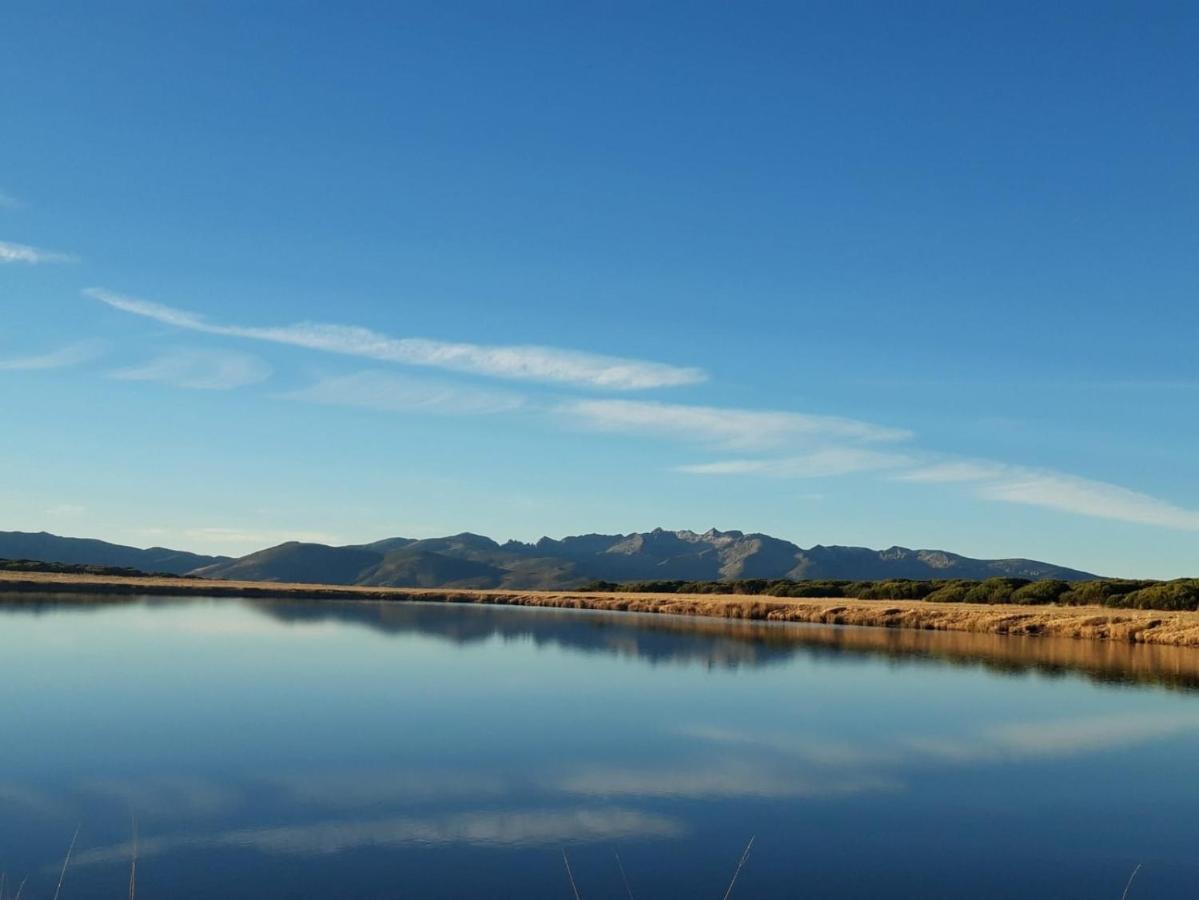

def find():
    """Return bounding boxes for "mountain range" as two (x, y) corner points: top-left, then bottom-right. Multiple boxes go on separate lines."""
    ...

(0, 528), (1097, 587)
(0, 530), (226, 575)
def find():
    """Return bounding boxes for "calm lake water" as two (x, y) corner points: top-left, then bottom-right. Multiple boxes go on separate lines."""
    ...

(3, 596), (1199, 898)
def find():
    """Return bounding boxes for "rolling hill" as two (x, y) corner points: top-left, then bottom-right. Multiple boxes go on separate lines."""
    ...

(0, 530), (227, 575)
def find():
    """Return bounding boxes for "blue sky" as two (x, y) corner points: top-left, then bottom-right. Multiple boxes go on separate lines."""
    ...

(1, 2), (1196, 577)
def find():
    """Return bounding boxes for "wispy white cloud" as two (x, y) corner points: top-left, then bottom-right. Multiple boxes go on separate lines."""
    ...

(72, 806), (682, 865)
(980, 472), (1199, 531)
(982, 711), (1199, 757)
(85, 288), (706, 390)
(0, 340), (105, 371)
(901, 711), (1199, 764)
(678, 447), (914, 478)
(88, 291), (206, 329)
(290, 371), (525, 416)
(684, 711), (1199, 777)
(898, 459), (1199, 531)
(111, 348), (272, 390)
(559, 399), (911, 450)
(0, 239), (76, 264)
(0, 190), (21, 209)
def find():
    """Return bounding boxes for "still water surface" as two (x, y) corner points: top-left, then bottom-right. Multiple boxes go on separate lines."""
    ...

(2, 596), (1199, 898)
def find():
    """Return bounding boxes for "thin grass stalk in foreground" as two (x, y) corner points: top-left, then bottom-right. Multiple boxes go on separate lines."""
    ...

(129, 813), (138, 900)
(720, 835), (756, 900)
(1121, 862), (1142, 900)
(614, 851), (634, 900)
(562, 849), (582, 900)
(13, 874), (28, 900)
(52, 825), (80, 900)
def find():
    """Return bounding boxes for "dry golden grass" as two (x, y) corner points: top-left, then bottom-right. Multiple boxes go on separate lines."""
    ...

(7, 569), (1199, 649)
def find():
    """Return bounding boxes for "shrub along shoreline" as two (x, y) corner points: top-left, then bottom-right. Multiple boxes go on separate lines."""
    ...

(579, 577), (1199, 611)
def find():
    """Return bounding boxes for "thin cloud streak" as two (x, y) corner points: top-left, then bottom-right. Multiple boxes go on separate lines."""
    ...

(685, 710), (1199, 773)
(982, 711), (1199, 757)
(111, 348), (272, 390)
(678, 447), (915, 478)
(85, 288), (706, 390)
(899, 460), (1199, 531)
(290, 371), (525, 415)
(0, 239), (77, 263)
(559, 398), (912, 450)
(71, 807), (683, 866)
(0, 190), (21, 209)
(0, 340), (105, 370)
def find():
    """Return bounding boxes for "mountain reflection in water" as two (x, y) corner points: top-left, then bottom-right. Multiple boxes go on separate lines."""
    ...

(252, 597), (1199, 692)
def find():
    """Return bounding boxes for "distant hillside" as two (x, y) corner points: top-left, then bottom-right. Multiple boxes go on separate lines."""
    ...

(191, 527), (1096, 588)
(190, 541), (382, 585)
(0, 531), (227, 576)
(0, 558), (170, 578)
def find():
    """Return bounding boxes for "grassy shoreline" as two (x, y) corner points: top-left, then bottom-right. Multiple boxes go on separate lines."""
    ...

(6, 570), (1199, 648)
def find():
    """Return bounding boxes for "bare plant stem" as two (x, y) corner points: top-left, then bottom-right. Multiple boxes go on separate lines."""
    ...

(1121, 863), (1143, 900)
(720, 835), (756, 900)
(614, 851), (634, 900)
(129, 813), (138, 900)
(52, 825), (80, 900)
(562, 849), (582, 900)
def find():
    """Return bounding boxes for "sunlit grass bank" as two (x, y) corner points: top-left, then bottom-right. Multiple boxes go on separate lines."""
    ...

(6, 570), (1199, 647)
